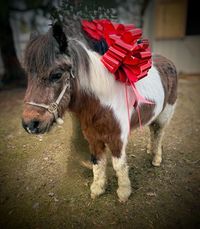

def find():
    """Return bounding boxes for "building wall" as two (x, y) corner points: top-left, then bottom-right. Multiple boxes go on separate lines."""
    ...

(143, 0), (200, 74)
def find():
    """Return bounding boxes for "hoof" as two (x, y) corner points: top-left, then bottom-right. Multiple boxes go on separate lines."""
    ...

(90, 182), (105, 199)
(152, 157), (162, 167)
(117, 186), (131, 203)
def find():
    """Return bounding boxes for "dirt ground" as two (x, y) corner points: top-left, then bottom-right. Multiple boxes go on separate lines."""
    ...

(0, 76), (199, 229)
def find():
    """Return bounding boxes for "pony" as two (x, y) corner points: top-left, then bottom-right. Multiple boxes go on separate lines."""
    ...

(22, 21), (177, 202)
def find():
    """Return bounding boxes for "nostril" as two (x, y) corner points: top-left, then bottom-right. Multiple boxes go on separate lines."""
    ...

(32, 120), (40, 130)
(22, 120), (40, 134)
(28, 120), (40, 133)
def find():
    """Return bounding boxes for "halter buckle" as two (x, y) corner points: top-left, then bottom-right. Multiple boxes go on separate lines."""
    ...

(70, 69), (75, 79)
(48, 102), (58, 113)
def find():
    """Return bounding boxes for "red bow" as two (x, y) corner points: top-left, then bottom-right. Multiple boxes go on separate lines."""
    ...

(82, 19), (153, 130)
(82, 19), (152, 85)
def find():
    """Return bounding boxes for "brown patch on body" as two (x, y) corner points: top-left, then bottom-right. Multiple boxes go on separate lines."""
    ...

(69, 89), (123, 159)
(130, 103), (156, 129)
(153, 55), (178, 106)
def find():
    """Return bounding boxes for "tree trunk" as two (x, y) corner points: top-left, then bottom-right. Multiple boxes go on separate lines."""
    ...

(0, 10), (26, 87)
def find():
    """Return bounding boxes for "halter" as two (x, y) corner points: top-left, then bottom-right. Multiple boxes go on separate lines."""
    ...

(26, 69), (75, 124)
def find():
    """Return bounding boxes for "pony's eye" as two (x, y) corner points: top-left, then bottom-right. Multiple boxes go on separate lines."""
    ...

(49, 72), (63, 82)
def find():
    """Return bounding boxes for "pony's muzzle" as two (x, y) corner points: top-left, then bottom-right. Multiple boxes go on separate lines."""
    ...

(22, 104), (54, 134)
(22, 119), (42, 134)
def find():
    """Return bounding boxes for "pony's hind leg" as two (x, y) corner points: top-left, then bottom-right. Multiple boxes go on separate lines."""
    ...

(88, 140), (107, 199)
(149, 122), (164, 166)
(150, 103), (176, 166)
(109, 140), (131, 202)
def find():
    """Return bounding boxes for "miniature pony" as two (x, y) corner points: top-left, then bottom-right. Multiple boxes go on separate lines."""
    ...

(22, 22), (177, 202)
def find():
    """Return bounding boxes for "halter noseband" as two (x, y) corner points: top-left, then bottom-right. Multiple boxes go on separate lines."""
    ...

(26, 69), (75, 124)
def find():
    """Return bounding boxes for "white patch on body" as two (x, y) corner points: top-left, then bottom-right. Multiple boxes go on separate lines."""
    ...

(135, 66), (165, 125)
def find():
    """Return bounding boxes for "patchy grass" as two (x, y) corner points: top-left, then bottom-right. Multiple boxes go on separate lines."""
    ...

(0, 77), (200, 229)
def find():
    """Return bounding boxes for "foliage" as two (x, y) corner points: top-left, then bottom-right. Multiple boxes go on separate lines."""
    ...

(51, 0), (118, 23)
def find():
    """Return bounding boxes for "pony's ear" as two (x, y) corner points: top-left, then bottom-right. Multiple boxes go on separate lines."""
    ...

(52, 21), (68, 54)
(30, 31), (40, 41)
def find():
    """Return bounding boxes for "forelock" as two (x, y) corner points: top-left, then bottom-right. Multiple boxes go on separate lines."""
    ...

(24, 29), (59, 74)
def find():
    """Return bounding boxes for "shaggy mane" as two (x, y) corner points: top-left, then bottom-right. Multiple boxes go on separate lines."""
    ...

(24, 30), (59, 74)
(24, 27), (90, 82)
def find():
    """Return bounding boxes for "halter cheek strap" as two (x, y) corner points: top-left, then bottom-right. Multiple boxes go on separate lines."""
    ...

(26, 69), (75, 124)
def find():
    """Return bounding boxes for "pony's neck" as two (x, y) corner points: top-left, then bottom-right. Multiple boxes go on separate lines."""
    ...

(67, 39), (118, 113)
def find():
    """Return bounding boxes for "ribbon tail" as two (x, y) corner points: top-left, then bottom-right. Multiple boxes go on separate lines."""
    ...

(129, 81), (154, 106)
(129, 80), (154, 129)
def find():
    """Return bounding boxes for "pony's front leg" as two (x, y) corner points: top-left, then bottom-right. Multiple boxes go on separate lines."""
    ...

(88, 141), (107, 199)
(109, 141), (131, 202)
